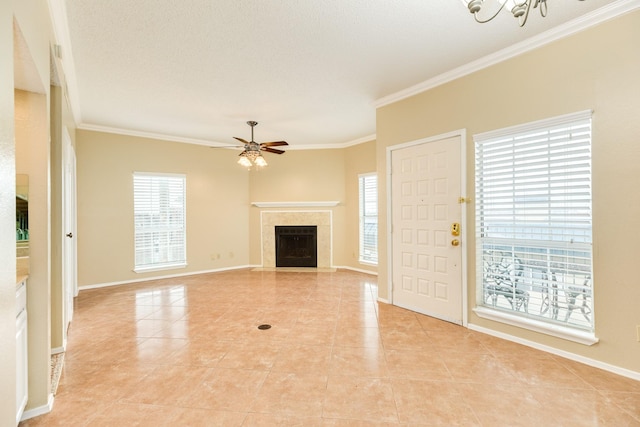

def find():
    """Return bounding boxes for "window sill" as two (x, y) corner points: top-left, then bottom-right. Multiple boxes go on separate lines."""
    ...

(473, 306), (599, 346)
(359, 260), (378, 266)
(134, 263), (187, 274)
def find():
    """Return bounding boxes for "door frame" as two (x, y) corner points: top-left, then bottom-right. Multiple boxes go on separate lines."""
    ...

(385, 129), (469, 326)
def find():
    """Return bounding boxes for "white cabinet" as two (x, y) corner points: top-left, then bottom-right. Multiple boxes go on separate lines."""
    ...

(16, 279), (28, 426)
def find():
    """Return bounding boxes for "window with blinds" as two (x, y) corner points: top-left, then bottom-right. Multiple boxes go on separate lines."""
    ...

(359, 173), (378, 265)
(475, 111), (593, 331)
(133, 172), (186, 272)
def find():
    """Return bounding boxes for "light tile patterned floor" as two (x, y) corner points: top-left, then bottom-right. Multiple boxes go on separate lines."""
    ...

(21, 270), (640, 426)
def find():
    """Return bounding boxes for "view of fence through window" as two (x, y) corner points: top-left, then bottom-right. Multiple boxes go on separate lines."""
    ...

(475, 112), (593, 331)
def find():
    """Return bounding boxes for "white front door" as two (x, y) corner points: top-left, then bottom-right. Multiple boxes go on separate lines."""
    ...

(390, 134), (464, 324)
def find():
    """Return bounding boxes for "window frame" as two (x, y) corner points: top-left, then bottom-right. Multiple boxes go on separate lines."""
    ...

(358, 173), (378, 265)
(133, 172), (187, 273)
(472, 111), (598, 345)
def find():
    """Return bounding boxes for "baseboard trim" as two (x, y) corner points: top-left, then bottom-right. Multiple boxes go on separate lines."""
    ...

(334, 265), (378, 276)
(468, 323), (640, 382)
(21, 393), (54, 422)
(79, 265), (253, 291)
(51, 346), (65, 355)
(80, 265), (380, 291)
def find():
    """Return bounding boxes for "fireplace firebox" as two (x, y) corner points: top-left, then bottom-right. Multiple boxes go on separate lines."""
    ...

(275, 226), (317, 267)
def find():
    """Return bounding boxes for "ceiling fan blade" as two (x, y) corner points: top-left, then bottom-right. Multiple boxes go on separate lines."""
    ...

(233, 137), (250, 144)
(261, 141), (288, 147)
(262, 147), (285, 155)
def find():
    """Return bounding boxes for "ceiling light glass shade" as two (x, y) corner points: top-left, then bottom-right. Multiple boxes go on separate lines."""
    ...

(238, 154), (252, 168)
(462, 0), (483, 14)
(237, 151), (268, 168)
(502, 0), (528, 17)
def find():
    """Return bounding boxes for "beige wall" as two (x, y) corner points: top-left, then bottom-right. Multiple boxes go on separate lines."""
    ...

(78, 134), (379, 284)
(248, 149), (347, 266)
(0, 2), (15, 422)
(77, 134), (380, 285)
(376, 11), (640, 373)
(76, 130), (251, 287)
(15, 88), (51, 417)
(247, 146), (377, 271)
(4, 3), (61, 420)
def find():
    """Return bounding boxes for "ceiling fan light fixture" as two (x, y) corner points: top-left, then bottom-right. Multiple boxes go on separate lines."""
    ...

(245, 149), (260, 161)
(238, 153), (252, 168)
(231, 121), (288, 169)
(254, 155), (267, 167)
(462, 0), (559, 27)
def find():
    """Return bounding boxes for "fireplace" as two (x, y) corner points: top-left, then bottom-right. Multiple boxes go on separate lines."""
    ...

(275, 225), (317, 267)
(260, 211), (332, 268)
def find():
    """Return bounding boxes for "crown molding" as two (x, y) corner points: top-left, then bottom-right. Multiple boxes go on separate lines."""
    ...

(341, 133), (377, 147)
(288, 134), (377, 150)
(78, 123), (375, 150)
(374, 0), (640, 109)
(77, 123), (229, 147)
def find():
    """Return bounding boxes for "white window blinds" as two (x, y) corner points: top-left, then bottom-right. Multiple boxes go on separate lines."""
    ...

(475, 111), (593, 331)
(359, 173), (378, 264)
(133, 173), (186, 272)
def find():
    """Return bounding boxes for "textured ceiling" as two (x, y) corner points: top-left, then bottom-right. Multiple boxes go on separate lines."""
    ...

(56, 0), (626, 149)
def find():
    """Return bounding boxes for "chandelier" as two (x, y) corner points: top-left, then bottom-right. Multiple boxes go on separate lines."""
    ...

(462, 0), (583, 27)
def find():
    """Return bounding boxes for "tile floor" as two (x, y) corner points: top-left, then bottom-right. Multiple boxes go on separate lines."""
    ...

(21, 269), (640, 426)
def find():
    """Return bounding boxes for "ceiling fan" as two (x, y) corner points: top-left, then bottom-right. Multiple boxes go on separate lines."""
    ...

(232, 121), (288, 168)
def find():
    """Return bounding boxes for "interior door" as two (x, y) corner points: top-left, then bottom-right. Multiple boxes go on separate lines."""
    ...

(391, 134), (464, 324)
(62, 127), (77, 332)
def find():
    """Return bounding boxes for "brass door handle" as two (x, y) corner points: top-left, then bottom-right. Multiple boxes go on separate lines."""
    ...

(451, 239), (460, 246)
(66, 233), (73, 238)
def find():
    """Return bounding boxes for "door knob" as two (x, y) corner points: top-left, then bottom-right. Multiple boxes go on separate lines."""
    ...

(451, 239), (460, 246)
(66, 233), (73, 238)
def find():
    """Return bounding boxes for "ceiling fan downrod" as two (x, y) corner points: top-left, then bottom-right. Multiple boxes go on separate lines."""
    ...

(247, 120), (258, 142)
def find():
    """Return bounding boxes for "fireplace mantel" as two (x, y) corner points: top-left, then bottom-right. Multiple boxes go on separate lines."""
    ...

(251, 201), (339, 208)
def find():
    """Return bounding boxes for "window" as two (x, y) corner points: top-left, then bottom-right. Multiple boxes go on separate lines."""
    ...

(359, 173), (378, 264)
(133, 172), (186, 272)
(475, 111), (593, 336)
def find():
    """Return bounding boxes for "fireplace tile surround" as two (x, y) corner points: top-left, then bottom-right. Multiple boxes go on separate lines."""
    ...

(261, 211), (332, 268)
